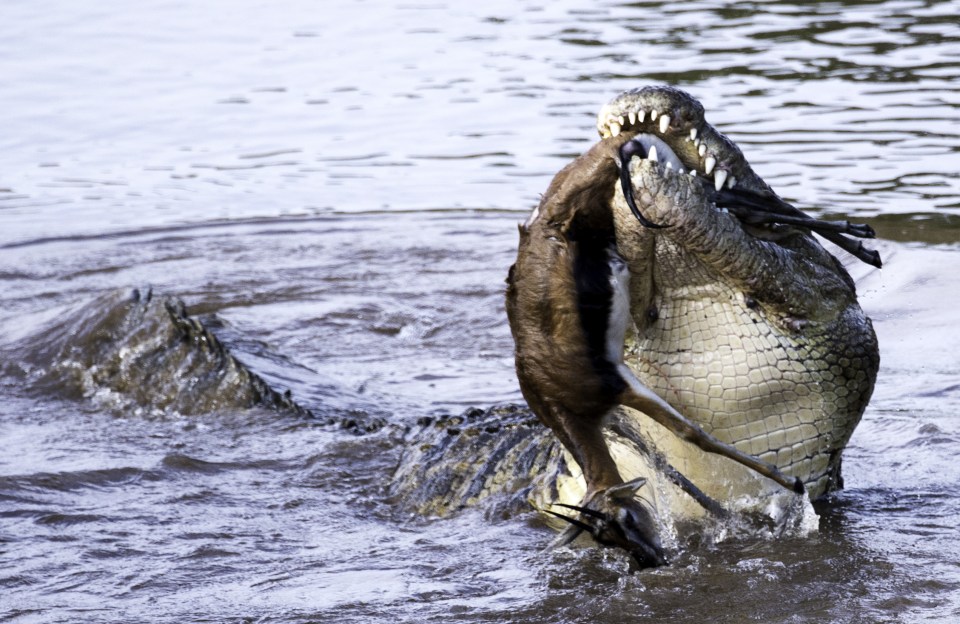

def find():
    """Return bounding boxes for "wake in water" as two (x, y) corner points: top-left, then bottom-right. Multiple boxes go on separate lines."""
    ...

(2, 287), (817, 567)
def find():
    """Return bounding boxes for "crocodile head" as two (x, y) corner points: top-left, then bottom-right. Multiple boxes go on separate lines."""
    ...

(591, 86), (879, 500)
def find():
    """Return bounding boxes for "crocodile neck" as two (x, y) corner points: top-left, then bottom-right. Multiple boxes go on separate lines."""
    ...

(623, 236), (876, 498)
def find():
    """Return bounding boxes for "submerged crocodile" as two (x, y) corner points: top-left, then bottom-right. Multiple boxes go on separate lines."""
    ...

(393, 86), (880, 562)
(3, 288), (383, 433)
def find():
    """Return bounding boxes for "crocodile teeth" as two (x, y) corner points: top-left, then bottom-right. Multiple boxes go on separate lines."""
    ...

(714, 169), (728, 191)
(637, 109), (646, 123)
(698, 143), (707, 157)
(666, 161), (673, 169)
(659, 115), (670, 133)
(610, 121), (622, 137)
(727, 175), (736, 189)
(704, 156), (716, 175)
(651, 109), (659, 121)
(647, 145), (659, 162)
(689, 170), (697, 177)
(690, 128), (698, 140)
(618, 115), (625, 126)
(628, 111), (637, 125)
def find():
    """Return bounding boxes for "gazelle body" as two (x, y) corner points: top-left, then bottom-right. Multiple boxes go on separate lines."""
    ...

(506, 134), (801, 566)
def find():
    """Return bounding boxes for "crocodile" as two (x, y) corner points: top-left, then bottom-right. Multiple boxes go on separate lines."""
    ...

(2, 87), (881, 566)
(392, 85), (879, 563)
(2, 287), (384, 433)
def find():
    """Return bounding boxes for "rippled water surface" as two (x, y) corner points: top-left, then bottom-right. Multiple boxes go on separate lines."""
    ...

(2, 1), (960, 622)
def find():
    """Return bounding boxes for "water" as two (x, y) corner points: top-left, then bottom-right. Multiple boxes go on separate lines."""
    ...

(1, 0), (959, 621)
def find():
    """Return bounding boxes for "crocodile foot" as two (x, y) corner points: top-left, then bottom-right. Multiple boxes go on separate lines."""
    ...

(548, 477), (668, 569)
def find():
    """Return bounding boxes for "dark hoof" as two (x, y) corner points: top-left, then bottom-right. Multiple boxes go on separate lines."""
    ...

(548, 478), (668, 568)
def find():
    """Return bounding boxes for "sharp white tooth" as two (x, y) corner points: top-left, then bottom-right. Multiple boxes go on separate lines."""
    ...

(609, 121), (621, 137)
(666, 161), (673, 169)
(647, 145), (658, 162)
(689, 170), (697, 177)
(704, 155), (716, 175)
(637, 109), (646, 123)
(714, 169), (728, 191)
(698, 143), (707, 157)
(601, 129), (611, 139)
(693, 137), (700, 147)
(690, 128), (698, 140)
(659, 115), (670, 133)
(651, 109), (658, 121)
(628, 110), (637, 125)
(727, 175), (736, 189)
(618, 115), (625, 126)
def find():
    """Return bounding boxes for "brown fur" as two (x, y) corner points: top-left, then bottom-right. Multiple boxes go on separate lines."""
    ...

(505, 135), (631, 495)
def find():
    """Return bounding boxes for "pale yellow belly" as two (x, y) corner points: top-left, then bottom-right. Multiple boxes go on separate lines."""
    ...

(626, 284), (874, 498)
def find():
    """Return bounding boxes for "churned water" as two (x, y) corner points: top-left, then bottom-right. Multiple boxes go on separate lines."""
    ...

(1, 0), (959, 621)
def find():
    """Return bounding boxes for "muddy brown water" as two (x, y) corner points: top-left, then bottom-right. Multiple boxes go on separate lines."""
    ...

(2, 1), (960, 622)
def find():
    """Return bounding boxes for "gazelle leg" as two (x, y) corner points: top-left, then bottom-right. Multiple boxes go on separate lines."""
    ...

(616, 368), (804, 494)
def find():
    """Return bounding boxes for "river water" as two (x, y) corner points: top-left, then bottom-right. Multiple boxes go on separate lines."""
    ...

(1, 0), (959, 621)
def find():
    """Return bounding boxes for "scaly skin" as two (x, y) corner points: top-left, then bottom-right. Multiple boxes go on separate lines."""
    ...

(614, 162), (877, 497)
(602, 86), (878, 498)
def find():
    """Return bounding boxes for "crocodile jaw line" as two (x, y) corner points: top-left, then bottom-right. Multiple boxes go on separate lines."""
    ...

(598, 86), (769, 194)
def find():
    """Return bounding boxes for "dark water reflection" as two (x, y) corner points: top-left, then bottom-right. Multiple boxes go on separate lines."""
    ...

(1, 0), (959, 622)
